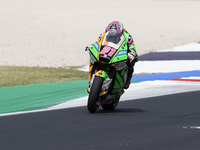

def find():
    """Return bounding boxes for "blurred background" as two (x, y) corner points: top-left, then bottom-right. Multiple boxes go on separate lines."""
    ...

(0, 0), (200, 67)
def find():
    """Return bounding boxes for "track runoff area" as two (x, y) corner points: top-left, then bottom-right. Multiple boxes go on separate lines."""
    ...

(0, 43), (200, 150)
(0, 43), (200, 116)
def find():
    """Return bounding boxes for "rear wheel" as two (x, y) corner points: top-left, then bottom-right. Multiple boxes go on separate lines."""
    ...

(87, 76), (104, 113)
(101, 95), (120, 110)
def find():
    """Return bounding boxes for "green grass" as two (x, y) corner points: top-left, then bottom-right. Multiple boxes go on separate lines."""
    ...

(0, 66), (88, 87)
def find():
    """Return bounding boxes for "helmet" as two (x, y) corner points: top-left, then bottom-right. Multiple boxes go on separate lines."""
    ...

(105, 21), (124, 36)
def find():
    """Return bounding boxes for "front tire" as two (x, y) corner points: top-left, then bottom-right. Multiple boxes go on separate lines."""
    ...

(87, 76), (104, 113)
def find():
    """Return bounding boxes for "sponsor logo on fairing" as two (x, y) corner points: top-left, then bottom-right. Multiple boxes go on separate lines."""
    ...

(93, 42), (99, 51)
(117, 50), (127, 56)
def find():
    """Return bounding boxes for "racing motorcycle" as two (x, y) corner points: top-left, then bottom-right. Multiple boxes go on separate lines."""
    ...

(85, 32), (129, 113)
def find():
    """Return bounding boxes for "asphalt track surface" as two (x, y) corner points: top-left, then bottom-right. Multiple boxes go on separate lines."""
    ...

(1, 90), (200, 150)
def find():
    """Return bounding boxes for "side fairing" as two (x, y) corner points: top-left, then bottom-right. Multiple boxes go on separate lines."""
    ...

(89, 44), (98, 64)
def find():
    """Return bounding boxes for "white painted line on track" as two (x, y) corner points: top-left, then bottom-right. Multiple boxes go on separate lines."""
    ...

(134, 60), (200, 74)
(155, 43), (200, 52)
(181, 77), (200, 80)
(183, 126), (200, 130)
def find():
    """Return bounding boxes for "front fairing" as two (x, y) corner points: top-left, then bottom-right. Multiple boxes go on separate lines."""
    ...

(89, 32), (128, 67)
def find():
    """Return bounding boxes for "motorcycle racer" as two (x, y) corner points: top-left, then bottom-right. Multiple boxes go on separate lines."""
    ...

(88, 21), (138, 90)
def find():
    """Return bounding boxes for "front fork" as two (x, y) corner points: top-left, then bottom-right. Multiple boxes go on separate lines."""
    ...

(88, 69), (110, 95)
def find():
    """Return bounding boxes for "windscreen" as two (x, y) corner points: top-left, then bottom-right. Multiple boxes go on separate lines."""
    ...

(105, 33), (122, 44)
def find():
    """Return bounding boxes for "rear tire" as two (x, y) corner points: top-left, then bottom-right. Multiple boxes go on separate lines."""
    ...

(101, 95), (120, 110)
(87, 76), (104, 113)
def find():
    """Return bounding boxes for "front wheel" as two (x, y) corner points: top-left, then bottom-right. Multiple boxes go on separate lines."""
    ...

(87, 76), (104, 113)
